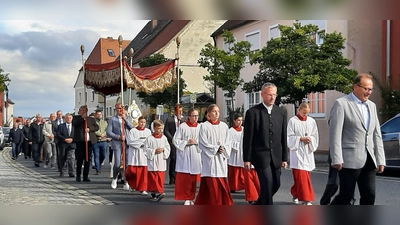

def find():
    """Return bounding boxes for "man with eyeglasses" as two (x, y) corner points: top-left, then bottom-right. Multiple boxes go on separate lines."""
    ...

(329, 73), (385, 205)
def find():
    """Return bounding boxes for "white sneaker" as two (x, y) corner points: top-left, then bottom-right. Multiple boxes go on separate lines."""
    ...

(111, 179), (117, 189)
(184, 200), (191, 205)
(43, 165), (47, 168)
(141, 191), (148, 196)
(123, 183), (130, 191)
(292, 197), (300, 204)
(303, 202), (312, 205)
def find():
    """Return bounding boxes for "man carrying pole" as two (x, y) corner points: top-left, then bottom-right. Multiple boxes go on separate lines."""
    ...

(107, 103), (134, 189)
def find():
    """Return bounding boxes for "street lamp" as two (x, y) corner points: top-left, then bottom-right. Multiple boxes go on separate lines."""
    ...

(175, 36), (181, 104)
(80, 45), (85, 103)
(128, 48), (134, 105)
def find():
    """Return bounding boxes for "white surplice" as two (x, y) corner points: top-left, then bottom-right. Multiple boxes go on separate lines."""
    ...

(227, 127), (244, 167)
(126, 127), (152, 166)
(287, 116), (319, 171)
(199, 121), (232, 177)
(145, 135), (171, 171)
(172, 122), (202, 174)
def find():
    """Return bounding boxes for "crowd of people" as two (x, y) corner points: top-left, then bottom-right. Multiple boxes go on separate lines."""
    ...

(7, 73), (386, 205)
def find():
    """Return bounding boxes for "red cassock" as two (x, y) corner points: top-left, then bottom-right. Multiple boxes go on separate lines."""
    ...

(290, 169), (315, 202)
(228, 165), (245, 191)
(243, 168), (260, 202)
(147, 171), (165, 194)
(194, 177), (234, 205)
(174, 172), (199, 200)
(125, 165), (148, 192)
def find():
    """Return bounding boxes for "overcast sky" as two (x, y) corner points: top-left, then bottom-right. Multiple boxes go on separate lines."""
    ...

(0, 19), (148, 118)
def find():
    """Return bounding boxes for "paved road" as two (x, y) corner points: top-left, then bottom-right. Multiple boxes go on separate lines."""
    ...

(2, 147), (399, 205)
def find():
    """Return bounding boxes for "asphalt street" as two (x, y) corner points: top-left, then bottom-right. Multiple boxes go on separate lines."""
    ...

(1, 147), (400, 205)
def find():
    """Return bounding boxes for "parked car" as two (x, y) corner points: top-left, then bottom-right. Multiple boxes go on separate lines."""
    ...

(0, 128), (5, 150)
(3, 127), (11, 147)
(381, 113), (400, 168)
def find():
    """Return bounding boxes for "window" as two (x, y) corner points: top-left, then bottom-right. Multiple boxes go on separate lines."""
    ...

(296, 20), (326, 45)
(269, 24), (280, 40)
(245, 30), (260, 63)
(107, 49), (115, 57)
(91, 90), (95, 102)
(247, 92), (260, 109)
(78, 92), (81, 103)
(306, 92), (325, 117)
(381, 117), (400, 134)
(223, 90), (236, 118)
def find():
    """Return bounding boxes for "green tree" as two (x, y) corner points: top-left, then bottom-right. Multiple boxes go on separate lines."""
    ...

(198, 29), (251, 122)
(0, 66), (11, 92)
(371, 73), (400, 121)
(243, 22), (358, 107)
(136, 53), (186, 109)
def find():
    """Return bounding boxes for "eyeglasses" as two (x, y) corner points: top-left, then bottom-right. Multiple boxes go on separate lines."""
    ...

(356, 84), (374, 92)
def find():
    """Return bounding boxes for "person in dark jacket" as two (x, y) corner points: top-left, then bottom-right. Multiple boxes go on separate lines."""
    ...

(22, 119), (32, 159)
(29, 114), (45, 167)
(9, 122), (24, 160)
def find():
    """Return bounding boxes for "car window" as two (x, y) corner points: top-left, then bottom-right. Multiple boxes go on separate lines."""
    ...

(3, 128), (11, 134)
(381, 117), (400, 134)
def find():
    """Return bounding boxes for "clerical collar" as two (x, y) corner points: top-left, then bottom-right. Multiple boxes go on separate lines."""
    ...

(136, 126), (145, 131)
(208, 120), (220, 125)
(152, 133), (162, 138)
(262, 102), (273, 113)
(232, 126), (242, 131)
(296, 114), (307, 121)
(186, 119), (198, 127)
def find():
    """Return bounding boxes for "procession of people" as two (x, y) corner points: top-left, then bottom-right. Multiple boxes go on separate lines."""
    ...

(7, 75), (386, 205)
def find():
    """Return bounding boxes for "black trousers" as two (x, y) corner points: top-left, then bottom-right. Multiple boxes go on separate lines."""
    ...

(23, 140), (32, 157)
(168, 145), (176, 183)
(320, 166), (339, 205)
(75, 141), (93, 179)
(254, 161), (281, 205)
(330, 153), (376, 205)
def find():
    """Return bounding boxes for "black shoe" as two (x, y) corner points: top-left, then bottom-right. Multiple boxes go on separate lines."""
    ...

(76, 177), (81, 182)
(169, 179), (175, 185)
(25, 156), (27, 159)
(60, 172), (64, 177)
(34, 162), (40, 167)
(92, 166), (96, 170)
(95, 170), (101, 175)
(11, 157), (15, 160)
(83, 178), (91, 182)
(69, 174), (75, 178)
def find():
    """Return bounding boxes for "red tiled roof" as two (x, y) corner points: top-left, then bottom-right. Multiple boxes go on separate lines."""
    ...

(86, 37), (130, 64)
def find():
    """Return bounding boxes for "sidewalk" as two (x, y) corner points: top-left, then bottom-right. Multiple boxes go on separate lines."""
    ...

(0, 147), (114, 205)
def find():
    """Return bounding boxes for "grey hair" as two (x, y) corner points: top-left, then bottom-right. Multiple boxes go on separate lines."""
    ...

(261, 82), (277, 91)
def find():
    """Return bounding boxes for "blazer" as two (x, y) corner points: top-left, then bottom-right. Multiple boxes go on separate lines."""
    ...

(164, 115), (180, 144)
(29, 122), (44, 143)
(52, 119), (63, 144)
(72, 115), (99, 144)
(242, 103), (288, 169)
(329, 93), (386, 169)
(106, 115), (134, 150)
(56, 122), (76, 150)
(9, 128), (24, 144)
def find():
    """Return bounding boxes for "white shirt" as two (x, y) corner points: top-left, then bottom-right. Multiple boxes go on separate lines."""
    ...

(126, 127), (152, 166)
(172, 122), (202, 174)
(199, 121), (232, 177)
(287, 115), (319, 171)
(262, 102), (273, 114)
(227, 126), (244, 167)
(351, 92), (370, 129)
(145, 135), (171, 171)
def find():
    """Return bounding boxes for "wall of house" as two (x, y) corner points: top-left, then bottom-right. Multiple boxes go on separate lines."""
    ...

(214, 20), (383, 152)
(382, 20), (400, 91)
(156, 20), (226, 94)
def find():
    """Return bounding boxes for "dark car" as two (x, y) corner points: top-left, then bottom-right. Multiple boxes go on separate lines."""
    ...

(3, 127), (11, 146)
(381, 113), (400, 168)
